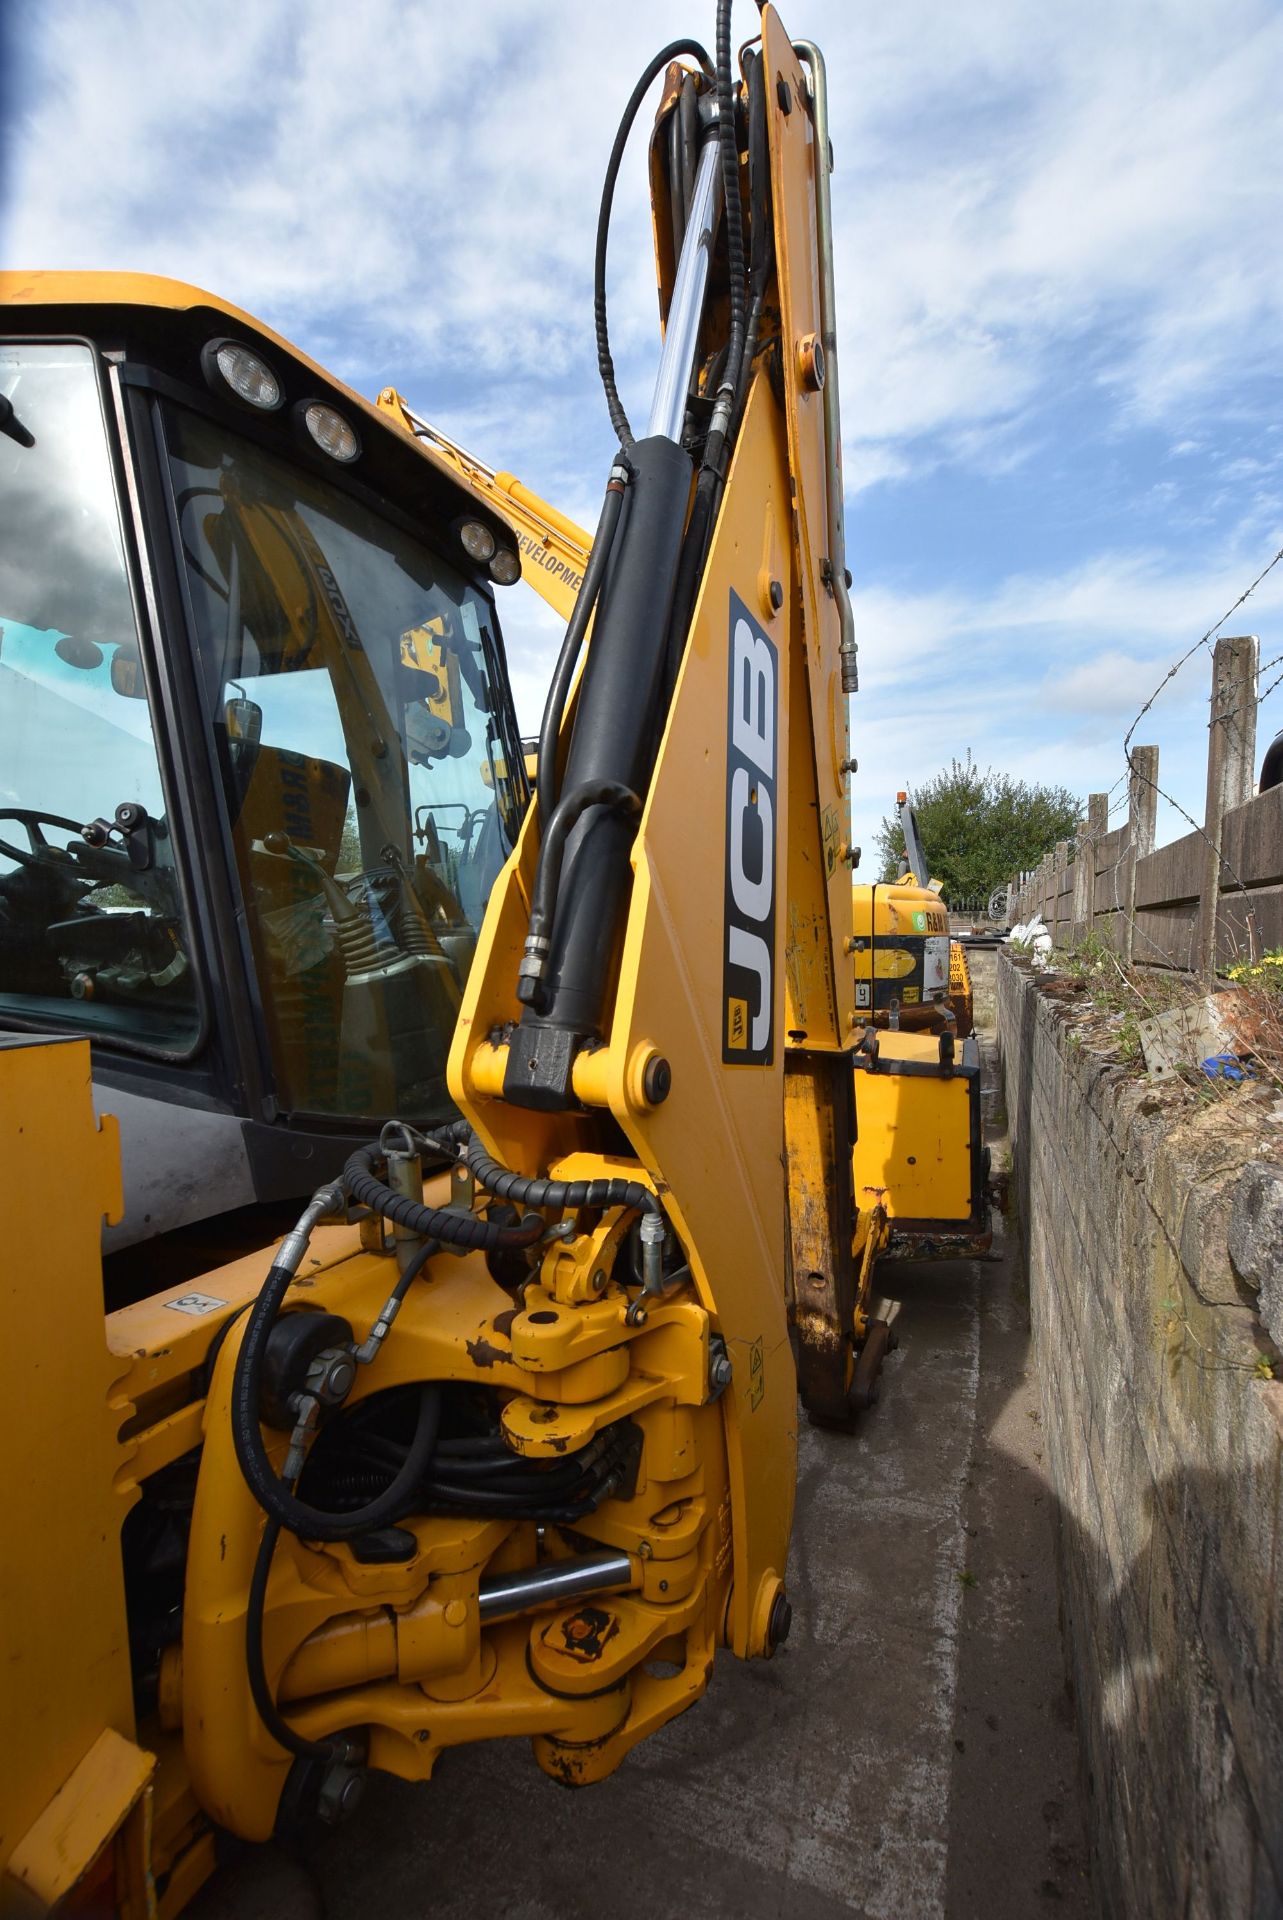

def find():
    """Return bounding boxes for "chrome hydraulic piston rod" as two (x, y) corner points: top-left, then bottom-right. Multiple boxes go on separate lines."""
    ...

(478, 1550), (635, 1622)
(647, 124), (724, 444)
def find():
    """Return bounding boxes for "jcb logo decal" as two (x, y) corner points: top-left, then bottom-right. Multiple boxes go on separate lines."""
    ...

(723, 592), (778, 1065)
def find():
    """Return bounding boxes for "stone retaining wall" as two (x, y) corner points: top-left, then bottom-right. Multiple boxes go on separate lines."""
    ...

(997, 953), (1283, 1919)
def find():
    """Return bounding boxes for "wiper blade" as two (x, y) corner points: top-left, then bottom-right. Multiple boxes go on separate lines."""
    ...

(0, 395), (35, 449)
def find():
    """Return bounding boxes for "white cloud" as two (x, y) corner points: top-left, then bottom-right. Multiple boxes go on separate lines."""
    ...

(824, 0), (1283, 468)
(5, 0), (1281, 493)
(845, 529), (1283, 862)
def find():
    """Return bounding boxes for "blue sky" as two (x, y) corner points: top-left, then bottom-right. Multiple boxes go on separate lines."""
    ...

(3, 0), (1281, 872)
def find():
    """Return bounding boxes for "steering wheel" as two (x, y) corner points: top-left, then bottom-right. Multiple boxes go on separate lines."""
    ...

(0, 808), (89, 869)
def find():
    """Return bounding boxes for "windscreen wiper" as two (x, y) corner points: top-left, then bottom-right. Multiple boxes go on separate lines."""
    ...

(0, 395), (35, 448)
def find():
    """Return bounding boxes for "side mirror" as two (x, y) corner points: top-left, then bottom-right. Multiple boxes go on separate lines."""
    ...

(226, 692), (263, 746)
(110, 648), (147, 698)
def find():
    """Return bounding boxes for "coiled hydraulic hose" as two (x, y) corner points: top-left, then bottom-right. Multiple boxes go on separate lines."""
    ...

(341, 1147), (545, 1250)
(367, 1120), (664, 1226)
(465, 1132), (662, 1219)
(594, 37), (714, 447)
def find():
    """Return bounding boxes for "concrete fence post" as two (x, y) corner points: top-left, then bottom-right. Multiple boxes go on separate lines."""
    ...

(1200, 635), (1259, 979)
(1123, 747), (1158, 967)
(1053, 840), (1069, 946)
(1073, 794), (1108, 946)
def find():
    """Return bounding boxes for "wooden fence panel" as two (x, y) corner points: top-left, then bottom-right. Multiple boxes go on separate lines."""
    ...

(1134, 830), (1202, 911)
(1132, 902), (1202, 971)
(1219, 786), (1283, 891)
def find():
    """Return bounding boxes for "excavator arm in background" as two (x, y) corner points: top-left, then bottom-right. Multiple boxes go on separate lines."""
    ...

(376, 389), (592, 622)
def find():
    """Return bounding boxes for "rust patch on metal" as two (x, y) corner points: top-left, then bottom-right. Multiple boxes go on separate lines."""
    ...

(543, 1606), (619, 1664)
(466, 1334), (506, 1369)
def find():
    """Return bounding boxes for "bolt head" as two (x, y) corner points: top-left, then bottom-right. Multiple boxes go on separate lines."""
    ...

(641, 1053), (672, 1104)
(796, 333), (826, 392)
(768, 1590), (794, 1650)
(317, 1762), (365, 1827)
(324, 1354), (357, 1402)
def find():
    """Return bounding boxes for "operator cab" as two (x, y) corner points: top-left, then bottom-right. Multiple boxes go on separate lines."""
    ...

(0, 278), (527, 1265)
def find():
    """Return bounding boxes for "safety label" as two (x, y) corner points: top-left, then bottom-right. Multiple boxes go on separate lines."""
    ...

(924, 935), (950, 996)
(165, 1292), (229, 1316)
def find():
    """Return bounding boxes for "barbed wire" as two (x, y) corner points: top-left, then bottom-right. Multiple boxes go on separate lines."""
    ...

(1122, 541), (1283, 761)
(1013, 539), (1283, 988)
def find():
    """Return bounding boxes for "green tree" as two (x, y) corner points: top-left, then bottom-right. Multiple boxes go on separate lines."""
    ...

(875, 754), (1080, 902)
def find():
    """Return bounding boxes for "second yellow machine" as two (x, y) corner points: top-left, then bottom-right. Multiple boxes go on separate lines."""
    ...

(0, 6), (986, 1910)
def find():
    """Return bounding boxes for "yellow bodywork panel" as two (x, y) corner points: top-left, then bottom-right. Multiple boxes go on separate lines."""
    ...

(763, 11), (853, 1039)
(0, 1038), (148, 1908)
(4, 1730), (154, 1919)
(852, 1031), (980, 1227)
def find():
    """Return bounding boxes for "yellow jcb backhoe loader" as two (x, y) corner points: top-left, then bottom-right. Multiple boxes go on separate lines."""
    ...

(0, 7), (986, 1911)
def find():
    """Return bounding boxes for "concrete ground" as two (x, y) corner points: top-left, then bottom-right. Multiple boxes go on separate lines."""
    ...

(200, 953), (1095, 1919)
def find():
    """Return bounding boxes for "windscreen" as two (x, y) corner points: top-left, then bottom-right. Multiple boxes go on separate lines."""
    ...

(165, 403), (526, 1123)
(0, 341), (198, 1050)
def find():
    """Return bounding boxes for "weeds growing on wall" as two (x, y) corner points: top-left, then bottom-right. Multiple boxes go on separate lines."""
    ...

(1052, 934), (1198, 1067)
(1036, 932), (1283, 1099)
(1221, 951), (1283, 1089)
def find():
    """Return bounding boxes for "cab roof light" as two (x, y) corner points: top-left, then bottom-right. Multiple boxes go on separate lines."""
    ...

(202, 338), (283, 411)
(299, 400), (361, 463)
(488, 546), (521, 586)
(457, 519), (496, 564)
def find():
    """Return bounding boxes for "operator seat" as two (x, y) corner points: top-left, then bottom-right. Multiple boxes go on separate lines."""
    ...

(229, 741), (352, 1113)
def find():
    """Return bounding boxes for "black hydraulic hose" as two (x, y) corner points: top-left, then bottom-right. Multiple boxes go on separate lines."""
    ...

(595, 37), (714, 447)
(517, 779), (641, 1008)
(231, 1241), (444, 1542)
(733, 280), (769, 424)
(732, 47), (774, 427)
(436, 1434), (513, 1459)
(246, 1515), (335, 1761)
(536, 468), (630, 832)
(342, 1147), (545, 1249)
(465, 1132), (661, 1218)
(389, 1233), (438, 1304)
(661, 465), (720, 704)
(715, 0), (748, 407)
